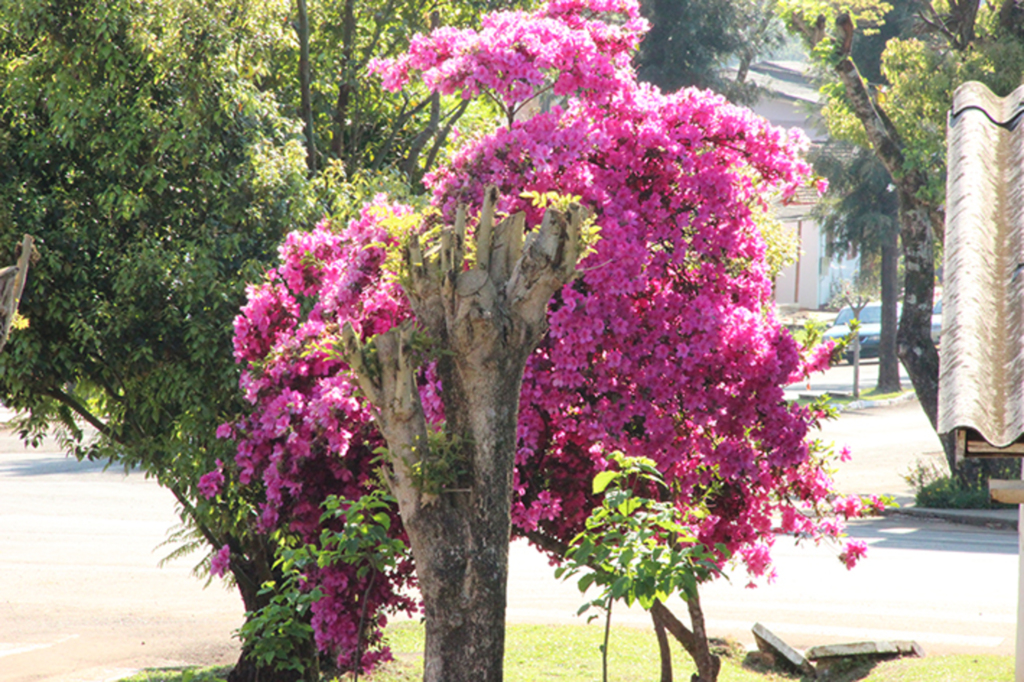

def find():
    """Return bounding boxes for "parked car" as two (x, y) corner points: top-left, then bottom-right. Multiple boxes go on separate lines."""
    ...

(823, 301), (900, 362)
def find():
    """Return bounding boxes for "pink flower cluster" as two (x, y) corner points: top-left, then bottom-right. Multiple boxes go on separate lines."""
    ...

(211, 544), (231, 578)
(224, 0), (863, 668)
(404, 1), (852, 576)
(370, 0), (647, 109)
(198, 460), (225, 499)
(225, 199), (417, 670)
(839, 540), (868, 570)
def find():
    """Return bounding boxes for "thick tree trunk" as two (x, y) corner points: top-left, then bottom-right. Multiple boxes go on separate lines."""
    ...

(401, 358), (523, 681)
(893, 194), (941, 429)
(876, 223), (901, 393)
(342, 189), (582, 682)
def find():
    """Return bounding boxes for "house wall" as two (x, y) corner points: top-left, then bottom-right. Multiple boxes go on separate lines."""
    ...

(773, 218), (858, 309)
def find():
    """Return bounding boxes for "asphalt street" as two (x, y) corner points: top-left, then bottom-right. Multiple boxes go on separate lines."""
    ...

(0, 359), (1017, 681)
(0, 431), (241, 682)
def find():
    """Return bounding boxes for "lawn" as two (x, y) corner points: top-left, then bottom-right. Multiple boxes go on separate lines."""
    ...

(120, 621), (1014, 681)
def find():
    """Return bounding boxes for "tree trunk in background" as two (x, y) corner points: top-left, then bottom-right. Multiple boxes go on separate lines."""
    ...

(877, 223), (901, 393)
(296, 0), (316, 174)
(331, 0), (357, 164)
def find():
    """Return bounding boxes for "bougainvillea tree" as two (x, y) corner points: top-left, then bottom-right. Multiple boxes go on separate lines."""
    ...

(223, 1), (871, 680)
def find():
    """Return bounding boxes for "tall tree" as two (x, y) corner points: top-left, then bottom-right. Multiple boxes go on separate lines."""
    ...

(228, 2), (867, 680)
(812, 143), (901, 392)
(0, 1), (324, 679)
(0, 0), (528, 678)
(637, 0), (788, 103)
(781, 0), (1024, 474)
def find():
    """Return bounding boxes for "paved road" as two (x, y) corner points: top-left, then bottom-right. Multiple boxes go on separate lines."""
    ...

(508, 514), (1018, 656)
(0, 361), (1014, 680)
(785, 355), (908, 401)
(0, 432), (241, 682)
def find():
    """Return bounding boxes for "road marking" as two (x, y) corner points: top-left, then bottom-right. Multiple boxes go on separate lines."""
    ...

(0, 634), (79, 658)
(707, 620), (1004, 648)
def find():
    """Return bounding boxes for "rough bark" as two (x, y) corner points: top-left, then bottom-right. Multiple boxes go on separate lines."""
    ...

(893, 188), (941, 432)
(342, 188), (582, 682)
(876, 223), (901, 393)
(809, 27), (951, 469)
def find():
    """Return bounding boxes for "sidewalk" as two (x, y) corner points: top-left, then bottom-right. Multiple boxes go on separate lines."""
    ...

(888, 505), (1020, 531)
(799, 384), (1022, 532)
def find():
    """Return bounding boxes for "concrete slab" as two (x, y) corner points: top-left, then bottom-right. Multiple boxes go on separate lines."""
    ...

(752, 623), (816, 676)
(805, 639), (924, 670)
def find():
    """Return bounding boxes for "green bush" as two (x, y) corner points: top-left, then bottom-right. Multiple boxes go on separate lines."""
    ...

(905, 459), (1016, 509)
(915, 477), (997, 509)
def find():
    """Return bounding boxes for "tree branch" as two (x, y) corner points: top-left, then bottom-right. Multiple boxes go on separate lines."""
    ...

(42, 386), (116, 441)
(421, 99), (472, 176)
(832, 55), (926, 196)
(919, 2), (962, 48)
(370, 94), (435, 174)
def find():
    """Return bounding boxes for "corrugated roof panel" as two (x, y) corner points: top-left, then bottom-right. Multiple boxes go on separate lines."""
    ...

(938, 82), (1024, 448)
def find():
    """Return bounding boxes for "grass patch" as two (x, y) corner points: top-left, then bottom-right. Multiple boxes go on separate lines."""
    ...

(861, 654), (1012, 681)
(119, 667), (232, 682)
(115, 625), (1014, 681)
(372, 621), (787, 681)
(828, 388), (909, 405)
(791, 388), (911, 409)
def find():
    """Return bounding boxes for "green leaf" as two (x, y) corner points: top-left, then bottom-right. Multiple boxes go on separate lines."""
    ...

(577, 572), (597, 592)
(593, 470), (618, 494)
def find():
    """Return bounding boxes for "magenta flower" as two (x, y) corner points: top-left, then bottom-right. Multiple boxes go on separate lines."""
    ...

(839, 540), (868, 570)
(197, 460), (225, 499)
(211, 544), (231, 578)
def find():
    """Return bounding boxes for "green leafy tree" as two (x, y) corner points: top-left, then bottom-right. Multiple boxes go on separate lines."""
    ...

(0, 1), (321, 679)
(813, 143), (901, 392)
(273, 0), (526, 183)
(0, 0), (532, 678)
(780, 0), (1024, 475)
(637, 0), (789, 103)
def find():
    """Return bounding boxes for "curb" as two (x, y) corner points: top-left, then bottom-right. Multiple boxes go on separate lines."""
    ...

(792, 390), (917, 412)
(884, 505), (1019, 531)
(837, 390), (917, 412)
